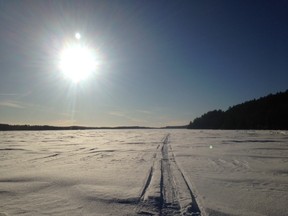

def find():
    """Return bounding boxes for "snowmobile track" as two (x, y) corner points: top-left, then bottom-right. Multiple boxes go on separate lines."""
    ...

(136, 134), (201, 216)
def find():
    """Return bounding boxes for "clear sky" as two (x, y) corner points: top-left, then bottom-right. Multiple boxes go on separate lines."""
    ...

(0, 0), (287, 127)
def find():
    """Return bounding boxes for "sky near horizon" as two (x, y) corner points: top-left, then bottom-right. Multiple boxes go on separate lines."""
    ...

(0, 0), (288, 127)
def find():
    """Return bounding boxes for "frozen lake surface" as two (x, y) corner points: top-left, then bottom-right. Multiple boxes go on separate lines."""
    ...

(0, 129), (288, 215)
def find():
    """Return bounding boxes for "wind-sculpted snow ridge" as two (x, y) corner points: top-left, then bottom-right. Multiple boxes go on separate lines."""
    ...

(136, 134), (202, 216)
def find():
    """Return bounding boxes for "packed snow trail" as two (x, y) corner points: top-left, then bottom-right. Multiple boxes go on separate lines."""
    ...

(136, 134), (201, 216)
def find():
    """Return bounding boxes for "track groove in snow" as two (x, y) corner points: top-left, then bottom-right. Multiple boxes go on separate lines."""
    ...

(136, 134), (201, 215)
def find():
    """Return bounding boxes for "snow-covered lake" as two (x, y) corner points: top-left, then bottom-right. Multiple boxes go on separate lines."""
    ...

(1, 129), (288, 216)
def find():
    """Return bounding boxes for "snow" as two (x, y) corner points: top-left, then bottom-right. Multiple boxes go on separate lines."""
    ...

(0, 129), (287, 215)
(171, 130), (288, 216)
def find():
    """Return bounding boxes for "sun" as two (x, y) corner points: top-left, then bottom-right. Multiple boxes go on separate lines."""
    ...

(58, 34), (97, 83)
(75, 32), (81, 40)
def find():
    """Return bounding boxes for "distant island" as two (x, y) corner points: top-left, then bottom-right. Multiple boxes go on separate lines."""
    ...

(0, 124), (188, 131)
(0, 124), (155, 131)
(188, 90), (288, 130)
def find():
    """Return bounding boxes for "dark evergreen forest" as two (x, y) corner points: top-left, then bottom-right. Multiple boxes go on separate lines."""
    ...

(188, 90), (288, 130)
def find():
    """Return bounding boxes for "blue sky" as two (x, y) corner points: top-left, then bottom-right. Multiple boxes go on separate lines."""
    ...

(0, 0), (287, 127)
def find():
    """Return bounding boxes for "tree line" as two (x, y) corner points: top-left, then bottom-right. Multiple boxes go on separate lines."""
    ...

(188, 90), (288, 130)
(0, 124), (153, 131)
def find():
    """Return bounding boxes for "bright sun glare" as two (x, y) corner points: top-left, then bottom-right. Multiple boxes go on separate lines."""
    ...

(58, 33), (97, 83)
